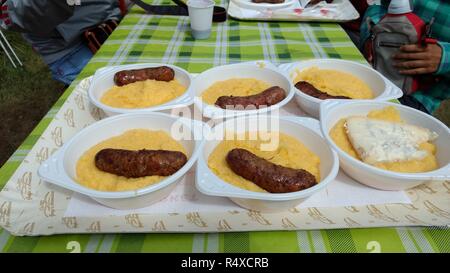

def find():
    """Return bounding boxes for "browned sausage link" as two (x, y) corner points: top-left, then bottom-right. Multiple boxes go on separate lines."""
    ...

(95, 149), (187, 178)
(252, 0), (285, 3)
(226, 148), (317, 193)
(113, 66), (175, 86)
(308, 0), (333, 5)
(215, 86), (286, 109)
(295, 81), (350, 100)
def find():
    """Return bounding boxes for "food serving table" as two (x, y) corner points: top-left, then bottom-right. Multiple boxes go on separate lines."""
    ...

(0, 0), (448, 253)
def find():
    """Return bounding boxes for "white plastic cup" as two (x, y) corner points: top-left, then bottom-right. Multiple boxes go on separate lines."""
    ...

(187, 0), (214, 40)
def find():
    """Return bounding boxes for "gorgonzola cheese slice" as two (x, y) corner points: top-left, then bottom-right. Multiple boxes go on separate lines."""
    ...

(345, 117), (438, 164)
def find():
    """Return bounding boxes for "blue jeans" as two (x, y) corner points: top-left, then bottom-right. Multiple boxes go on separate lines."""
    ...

(48, 43), (93, 85)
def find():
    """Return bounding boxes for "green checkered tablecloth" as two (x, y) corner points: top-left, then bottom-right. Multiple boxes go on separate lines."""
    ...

(0, 0), (448, 253)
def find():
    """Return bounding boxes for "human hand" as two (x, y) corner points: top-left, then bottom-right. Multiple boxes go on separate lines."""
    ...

(393, 43), (442, 75)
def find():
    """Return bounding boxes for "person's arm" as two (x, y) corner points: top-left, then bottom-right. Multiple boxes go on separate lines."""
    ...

(435, 41), (450, 75)
(1, 0), (74, 35)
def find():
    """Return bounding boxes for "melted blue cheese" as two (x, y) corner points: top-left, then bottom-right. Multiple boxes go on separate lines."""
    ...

(345, 117), (438, 164)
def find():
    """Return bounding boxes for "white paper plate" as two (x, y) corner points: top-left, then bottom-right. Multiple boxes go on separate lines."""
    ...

(196, 115), (339, 212)
(38, 112), (208, 209)
(320, 100), (450, 191)
(88, 63), (194, 117)
(227, 0), (360, 22)
(192, 60), (295, 120)
(231, 0), (296, 10)
(278, 59), (403, 118)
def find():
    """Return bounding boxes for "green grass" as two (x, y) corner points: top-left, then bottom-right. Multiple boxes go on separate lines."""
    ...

(0, 31), (65, 166)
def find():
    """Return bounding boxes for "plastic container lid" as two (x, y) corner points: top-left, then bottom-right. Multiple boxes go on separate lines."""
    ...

(388, 0), (412, 14)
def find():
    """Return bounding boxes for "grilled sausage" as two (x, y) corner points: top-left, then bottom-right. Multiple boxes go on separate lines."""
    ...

(252, 0), (285, 4)
(308, 0), (333, 5)
(95, 149), (187, 178)
(226, 148), (317, 193)
(114, 66), (175, 86)
(215, 86), (286, 109)
(295, 81), (350, 100)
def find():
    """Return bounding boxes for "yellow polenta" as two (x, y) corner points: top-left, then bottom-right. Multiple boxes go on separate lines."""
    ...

(294, 67), (374, 99)
(330, 106), (438, 173)
(201, 78), (271, 105)
(100, 79), (186, 108)
(76, 129), (186, 192)
(208, 132), (321, 193)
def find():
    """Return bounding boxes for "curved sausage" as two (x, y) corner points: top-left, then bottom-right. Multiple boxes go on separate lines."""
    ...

(308, 0), (334, 5)
(114, 66), (175, 86)
(95, 149), (187, 178)
(215, 86), (286, 109)
(226, 148), (317, 193)
(295, 81), (350, 100)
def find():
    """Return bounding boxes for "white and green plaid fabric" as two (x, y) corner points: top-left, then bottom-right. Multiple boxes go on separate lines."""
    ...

(0, 0), (448, 253)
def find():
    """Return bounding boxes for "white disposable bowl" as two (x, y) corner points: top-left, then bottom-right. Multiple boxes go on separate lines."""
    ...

(232, 0), (295, 10)
(320, 100), (450, 191)
(192, 61), (295, 120)
(38, 112), (207, 209)
(88, 63), (194, 116)
(278, 59), (403, 118)
(196, 115), (339, 212)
